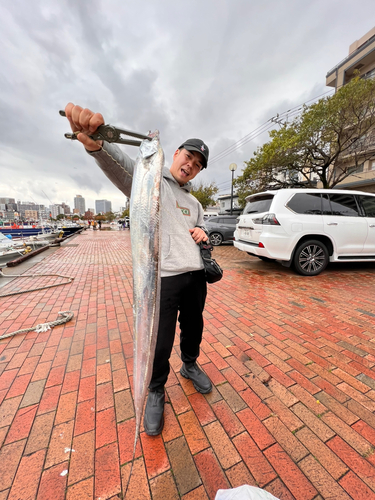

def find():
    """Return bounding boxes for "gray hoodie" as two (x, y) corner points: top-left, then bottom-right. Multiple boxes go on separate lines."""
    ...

(89, 142), (206, 277)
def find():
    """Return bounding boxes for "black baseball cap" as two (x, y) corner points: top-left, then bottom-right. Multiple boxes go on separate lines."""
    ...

(179, 138), (209, 169)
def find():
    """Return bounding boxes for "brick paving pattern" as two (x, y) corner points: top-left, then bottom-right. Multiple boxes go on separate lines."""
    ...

(1, 229), (375, 499)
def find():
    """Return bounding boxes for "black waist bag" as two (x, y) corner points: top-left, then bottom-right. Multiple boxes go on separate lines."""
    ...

(200, 242), (223, 284)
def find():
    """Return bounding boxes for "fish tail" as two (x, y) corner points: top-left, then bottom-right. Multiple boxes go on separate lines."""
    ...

(123, 429), (139, 496)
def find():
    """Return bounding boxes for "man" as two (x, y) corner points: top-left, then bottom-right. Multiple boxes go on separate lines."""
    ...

(64, 104), (212, 435)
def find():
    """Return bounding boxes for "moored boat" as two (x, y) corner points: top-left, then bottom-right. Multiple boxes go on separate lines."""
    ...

(0, 225), (56, 238)
(0, 232), (50, 267)
(56, 225), (83, 236)
(0, 247), (29, 267)
(0, 223), (82, 238)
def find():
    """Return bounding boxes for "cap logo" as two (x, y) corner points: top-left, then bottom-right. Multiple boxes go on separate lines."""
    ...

(201, 145), (205, 151)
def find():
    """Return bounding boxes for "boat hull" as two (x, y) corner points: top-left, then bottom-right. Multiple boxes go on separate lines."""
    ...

(0, 226), (81, 238)
(0, 248), (26, 266)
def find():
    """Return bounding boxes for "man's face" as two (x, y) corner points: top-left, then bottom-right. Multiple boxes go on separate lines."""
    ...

(169, 148), (204, 186)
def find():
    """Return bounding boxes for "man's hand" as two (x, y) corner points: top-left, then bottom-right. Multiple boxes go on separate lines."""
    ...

(64, 103), (105, 151)
(189, 227), (208, 244)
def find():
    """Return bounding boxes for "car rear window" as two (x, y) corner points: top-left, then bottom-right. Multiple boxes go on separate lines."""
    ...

(286, 193), (322, 214)
(243, 194), (274, 214)
(286, 193), (361, 216)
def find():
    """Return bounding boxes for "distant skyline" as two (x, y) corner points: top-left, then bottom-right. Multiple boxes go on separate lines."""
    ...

(0, 194), (127, 213)
(0, 1), (374, 209)
(0, 194), (122, 214)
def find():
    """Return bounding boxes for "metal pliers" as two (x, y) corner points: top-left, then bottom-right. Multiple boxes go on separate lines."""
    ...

(59, 110), (151, 146)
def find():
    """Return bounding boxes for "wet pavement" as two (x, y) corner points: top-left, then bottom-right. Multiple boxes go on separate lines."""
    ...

(1, 228), (375, 499)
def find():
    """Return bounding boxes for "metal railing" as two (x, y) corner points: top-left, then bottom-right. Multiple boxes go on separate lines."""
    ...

(326, 35), (375, 78)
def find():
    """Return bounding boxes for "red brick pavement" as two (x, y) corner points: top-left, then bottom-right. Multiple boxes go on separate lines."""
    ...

(1, 229), (375, 499)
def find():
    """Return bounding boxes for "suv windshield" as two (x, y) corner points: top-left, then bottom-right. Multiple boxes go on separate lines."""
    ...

(243, 194), (274, 215)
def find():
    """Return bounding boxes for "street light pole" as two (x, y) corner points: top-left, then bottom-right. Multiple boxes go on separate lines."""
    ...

(229, 163), (237, 215)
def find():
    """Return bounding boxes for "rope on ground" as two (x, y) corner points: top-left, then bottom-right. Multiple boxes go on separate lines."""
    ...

(0, 270), (74, 297)
(0, 311), (74, 341)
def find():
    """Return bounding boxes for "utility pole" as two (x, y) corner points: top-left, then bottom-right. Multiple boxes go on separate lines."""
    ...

(229, 163), (237, 215)
(271, 114), (287, 127)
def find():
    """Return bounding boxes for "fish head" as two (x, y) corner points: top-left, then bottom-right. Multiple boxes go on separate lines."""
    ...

(139, 130), (160, 159)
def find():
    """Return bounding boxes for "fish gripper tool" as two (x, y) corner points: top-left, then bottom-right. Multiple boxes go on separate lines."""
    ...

(59, 110), (151, 146)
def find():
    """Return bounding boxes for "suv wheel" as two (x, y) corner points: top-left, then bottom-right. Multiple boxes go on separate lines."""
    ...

(209, 232), (223, 246)
(293, 240), (329, 276)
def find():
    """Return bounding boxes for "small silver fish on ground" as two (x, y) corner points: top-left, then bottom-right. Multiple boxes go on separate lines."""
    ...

(129, 131), (164, 455)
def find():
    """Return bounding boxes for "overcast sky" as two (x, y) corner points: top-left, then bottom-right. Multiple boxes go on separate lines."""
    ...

(0, 0), (374, 212)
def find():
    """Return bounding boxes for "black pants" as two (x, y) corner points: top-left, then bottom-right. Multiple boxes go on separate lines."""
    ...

(149, 269), (207, 391)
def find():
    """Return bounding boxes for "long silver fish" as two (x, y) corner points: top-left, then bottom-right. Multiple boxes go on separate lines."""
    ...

(130, 131), (164, 452)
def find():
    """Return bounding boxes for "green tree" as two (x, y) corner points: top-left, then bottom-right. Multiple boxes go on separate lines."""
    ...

(190, 181), (219, 209)
(104, 211), (116, 222)
(83, 211), (94, 221)
(56, 214), (65, 220)
(235, 76), (375, 206)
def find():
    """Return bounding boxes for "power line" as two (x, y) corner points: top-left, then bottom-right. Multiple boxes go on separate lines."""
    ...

(208, 121), (273, 165)
(208, 89), (335, 167)
(208, 94), (329, 165)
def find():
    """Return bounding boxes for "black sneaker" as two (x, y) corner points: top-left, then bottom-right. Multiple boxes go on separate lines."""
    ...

(143, 389), (165, 436)
(180, 363), (212, 394)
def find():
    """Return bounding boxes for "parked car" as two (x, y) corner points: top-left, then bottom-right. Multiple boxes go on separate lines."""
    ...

(203, 212), (219, 220)
(205, 215), (239, 246)
(234, 188), (375, 276)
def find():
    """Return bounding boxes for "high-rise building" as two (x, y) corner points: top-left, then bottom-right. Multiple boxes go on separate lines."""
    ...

(95, 199), (112, 214)
(6, 202), (17, 211)
(25, 210), (38, 220)
(0, 197), (15, 205)
(74, 195), (86, 215)
(61, 202), (71, 215)
(17, 202), (46, 219)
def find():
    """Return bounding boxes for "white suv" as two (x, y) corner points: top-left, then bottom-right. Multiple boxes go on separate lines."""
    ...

(234, 188), (375, 276)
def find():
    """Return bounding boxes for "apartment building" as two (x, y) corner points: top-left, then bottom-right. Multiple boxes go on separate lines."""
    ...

(74, 195), (86, 215)
(25, 210), (38, 220)
(217, 194), (240, 214)
(326, 27), (375, 192)
(50, 204), (65, 219)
